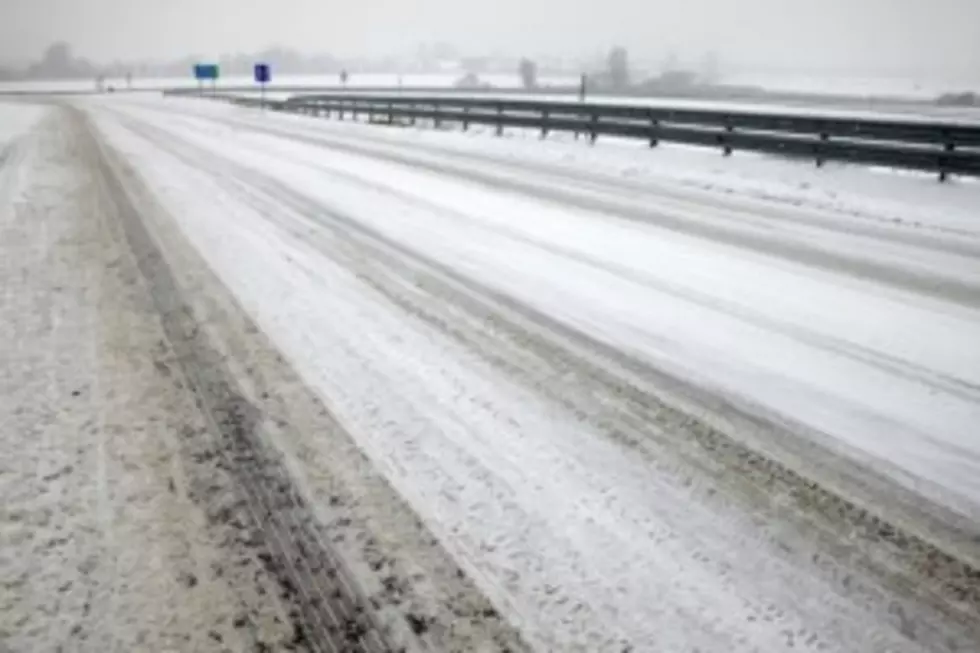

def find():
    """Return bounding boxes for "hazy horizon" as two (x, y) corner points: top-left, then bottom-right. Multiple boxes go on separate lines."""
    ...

(3, 0), (980, 80)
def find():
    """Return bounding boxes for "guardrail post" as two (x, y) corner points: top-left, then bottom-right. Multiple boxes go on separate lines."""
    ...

(434, 104), (442, 129)
(939, 141), (954, 182)
(723, 118), (733, 156)
(339, 101), (345, 121)
(648, 112), (659, 148)
(462, 107), (470, 131)
(496, 104), (504, 137)
(815, 129), (829, 167)
(541, 110), (550, 139)
(410, 104), (417, 126)
(589, 112), (598, 144)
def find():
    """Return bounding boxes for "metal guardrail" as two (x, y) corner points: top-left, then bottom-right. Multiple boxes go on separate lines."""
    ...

(193, 91), (980, 180)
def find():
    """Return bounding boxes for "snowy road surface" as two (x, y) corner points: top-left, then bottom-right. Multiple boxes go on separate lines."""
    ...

(3, 96), (980, 652)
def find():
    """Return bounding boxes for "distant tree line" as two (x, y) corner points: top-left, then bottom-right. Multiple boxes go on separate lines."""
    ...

(519, 58), (538, 89)
(517, 46), (631, 92)
(0, 42), (98, 80)
(0, 42), (349, 81)
(513, 46), (736, 95)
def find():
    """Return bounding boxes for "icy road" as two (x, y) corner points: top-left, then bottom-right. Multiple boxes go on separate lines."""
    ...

(2, 96), (980, 652)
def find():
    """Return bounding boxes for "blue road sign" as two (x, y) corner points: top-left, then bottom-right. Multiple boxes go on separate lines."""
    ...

(254, 63), (271, 84)
(193, 64), (220, 81)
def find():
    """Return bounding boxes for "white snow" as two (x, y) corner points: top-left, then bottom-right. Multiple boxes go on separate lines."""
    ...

(0, 101), (47, 145)
(150, 94), (980, 235)
(0, 72), (579, 95)
(724, 71), (980, 101)
(83, 95), (980, 651)
(87, 96), (980, 507)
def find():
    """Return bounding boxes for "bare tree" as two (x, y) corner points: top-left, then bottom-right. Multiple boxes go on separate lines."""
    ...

(26, 42), (96, 79)
(518, 58), (538, 89)
(608, 47), (629, 90)
(43, 42), (73, 71)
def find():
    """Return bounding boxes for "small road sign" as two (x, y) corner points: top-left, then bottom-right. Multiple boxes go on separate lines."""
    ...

(193, 64), (220, 81)
(254, 63), (271, 109)
(193, 63), (219, 95)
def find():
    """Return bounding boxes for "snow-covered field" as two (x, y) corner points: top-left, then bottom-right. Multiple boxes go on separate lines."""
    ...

(6, 71), (977, 101)
(726, 71), (980, 100)
(4, 94), (980, 651)
(0, 72), (579, 95)
(7, 72), (980, 123)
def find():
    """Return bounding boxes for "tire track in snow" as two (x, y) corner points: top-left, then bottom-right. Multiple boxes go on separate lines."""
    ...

(85, 106), (531, 653)
(107, 105), (980, 413)
(143, 98), (980, 253)
(100, 106), (980, 652)
(115, 106), (980, 501)
(79, 109), (391, 653)
(138, 101), (980, 309)
(186, 126), (980, 404)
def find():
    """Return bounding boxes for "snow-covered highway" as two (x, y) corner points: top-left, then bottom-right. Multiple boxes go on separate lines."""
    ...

(3, 96), (980, 652)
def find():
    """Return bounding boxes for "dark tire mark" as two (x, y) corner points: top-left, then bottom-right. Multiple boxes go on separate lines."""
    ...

(94, 104), (980, 651)
(73, 107), (398, 653)
(286, 128), (980, 309)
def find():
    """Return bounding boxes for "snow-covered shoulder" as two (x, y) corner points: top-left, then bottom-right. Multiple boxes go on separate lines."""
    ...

(0, 101), (49, 146)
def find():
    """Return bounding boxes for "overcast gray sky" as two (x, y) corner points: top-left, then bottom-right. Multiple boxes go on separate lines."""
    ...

(2, 0), (979, 76)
